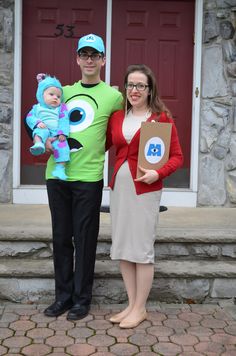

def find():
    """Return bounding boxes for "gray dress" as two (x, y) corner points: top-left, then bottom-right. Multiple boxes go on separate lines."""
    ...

(110, 111), (162, 264)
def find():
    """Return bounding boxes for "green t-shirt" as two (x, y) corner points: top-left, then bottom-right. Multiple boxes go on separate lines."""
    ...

(46, 81), (123, 181)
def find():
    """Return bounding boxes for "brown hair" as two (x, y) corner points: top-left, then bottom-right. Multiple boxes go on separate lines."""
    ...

(123, 64), (171, 117)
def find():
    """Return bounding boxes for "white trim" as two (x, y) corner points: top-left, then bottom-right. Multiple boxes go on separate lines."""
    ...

(13, 0), (22, 189)
(13, 0), (202, 207)
(13, 185), (196, 207)
(105, 0), (112, 86)
(103, 0), (113, 188)
(190, 0), (203, 193)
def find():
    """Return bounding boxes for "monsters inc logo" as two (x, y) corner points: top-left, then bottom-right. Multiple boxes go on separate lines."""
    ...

(144, 137), (165, 164)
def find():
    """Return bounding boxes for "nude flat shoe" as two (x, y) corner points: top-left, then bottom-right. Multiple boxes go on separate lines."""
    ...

(119, 311), (147, 329)
(109, 313), (126, 323)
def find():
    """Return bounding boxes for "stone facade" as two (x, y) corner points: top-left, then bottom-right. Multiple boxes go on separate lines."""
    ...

(199, 0), (236, 206)
(1, 0), (236, 206)
(0, 0), (14, 203)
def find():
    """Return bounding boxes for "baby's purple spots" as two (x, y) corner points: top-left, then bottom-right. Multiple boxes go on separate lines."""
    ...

(53, 149), (59, 159)
(27, 113), (32, 117)
(58, 141), (67, 148)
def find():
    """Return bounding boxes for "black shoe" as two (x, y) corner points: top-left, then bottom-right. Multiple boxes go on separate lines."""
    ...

(159, 205), (168, 212)
(44, 300), (73, 317)
(67, 304), (90, 321)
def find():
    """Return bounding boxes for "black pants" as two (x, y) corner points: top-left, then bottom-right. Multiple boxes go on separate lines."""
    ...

(46, 179), (103, 306)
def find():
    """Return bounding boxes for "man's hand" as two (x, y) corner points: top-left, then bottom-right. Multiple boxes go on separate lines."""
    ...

(135, 166), (159, 184)
(45, 137), (57, 153)
(58, 134), (66, 142)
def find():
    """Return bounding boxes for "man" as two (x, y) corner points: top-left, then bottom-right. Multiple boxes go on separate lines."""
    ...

(44, 34), (123, 320)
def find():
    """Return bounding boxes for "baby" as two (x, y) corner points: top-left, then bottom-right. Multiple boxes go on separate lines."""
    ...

(26, 73), (70, 180)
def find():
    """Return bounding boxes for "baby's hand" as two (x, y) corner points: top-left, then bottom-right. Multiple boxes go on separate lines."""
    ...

(37, 122), (47, 129)
(58, 134), (66, 142)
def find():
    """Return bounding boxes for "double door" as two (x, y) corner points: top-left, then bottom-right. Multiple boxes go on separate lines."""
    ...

(21, 0), (194, 188)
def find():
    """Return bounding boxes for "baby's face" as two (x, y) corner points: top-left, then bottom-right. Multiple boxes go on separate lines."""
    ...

(43, 87), (62, 107)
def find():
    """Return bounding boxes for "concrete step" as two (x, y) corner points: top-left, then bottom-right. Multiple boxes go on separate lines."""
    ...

(1, 258), (236, 278)
(0, 259), (236, 304)
(0, 231), (236, 261)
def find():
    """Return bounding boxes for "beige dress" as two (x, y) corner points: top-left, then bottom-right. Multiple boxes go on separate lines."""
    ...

(110, 111), (162, 264)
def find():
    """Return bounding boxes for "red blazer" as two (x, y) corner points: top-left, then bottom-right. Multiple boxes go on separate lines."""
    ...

(106, 110), (183, 195)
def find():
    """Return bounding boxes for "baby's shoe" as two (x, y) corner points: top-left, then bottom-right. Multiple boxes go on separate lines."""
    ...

(30, 142), (45, 156)
(52, 165), (68, 180)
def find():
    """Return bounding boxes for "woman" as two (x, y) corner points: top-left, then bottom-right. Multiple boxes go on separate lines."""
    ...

(106, 64), (183, 328)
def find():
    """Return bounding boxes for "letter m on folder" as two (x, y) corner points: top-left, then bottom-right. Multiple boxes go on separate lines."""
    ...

(147, 143), (162, 156)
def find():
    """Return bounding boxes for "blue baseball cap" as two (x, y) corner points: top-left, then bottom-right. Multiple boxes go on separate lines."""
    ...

(77, 34), (105, 54)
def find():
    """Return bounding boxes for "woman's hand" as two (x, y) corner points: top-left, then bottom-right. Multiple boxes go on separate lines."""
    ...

(135, 166), (159, 184)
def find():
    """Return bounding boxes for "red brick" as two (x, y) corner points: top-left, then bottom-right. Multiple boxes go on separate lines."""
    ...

(0, 345), (8, 356)
(68, 326), (94, 339)
(110, 343), (139, 355)
(195, 341), (226, 353)
(46, 334), (74, 347)
(225, 324), (236, 335)
(147, 325), (174, 337)
(153, 341), (182, 355)
(164, 318), (189, 329)
(27, 327), (54, 339)
(48, 319), (74, 331)
(147, 311), (167, 322)
(211, 333), (236, 345)
(21, 343), (51, 355)
(136, 353), (157, 355)
(107, 325), (134, 338)
(87, 334), (115, 347)
(201, 317), (227, 328)
(10, 320), (35, 332)
(188, 325), (213, 336)
(0, 327), (13, 339)
(87, 319), (115, 330)
(178, 311), (203, 323)
(3, 336), (31, 348)
(129, 333), (157, 346)
(91, 353), (114, 356)
(31, 313), (56, 323)
(66, 343), (96, 355)
(170, 333), (199, 346)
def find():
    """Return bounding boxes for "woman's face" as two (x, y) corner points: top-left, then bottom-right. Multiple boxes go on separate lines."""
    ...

(126, 71), (150, 110)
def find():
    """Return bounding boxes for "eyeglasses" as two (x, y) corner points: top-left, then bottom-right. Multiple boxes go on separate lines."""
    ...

(125, 83), (149, 91)
(78, 52), (102, 61)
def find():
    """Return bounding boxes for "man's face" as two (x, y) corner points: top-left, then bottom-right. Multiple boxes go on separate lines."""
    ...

(77, 47), (106, 79)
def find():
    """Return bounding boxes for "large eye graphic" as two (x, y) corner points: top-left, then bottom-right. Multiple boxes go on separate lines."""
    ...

(66, 99), (95, 133)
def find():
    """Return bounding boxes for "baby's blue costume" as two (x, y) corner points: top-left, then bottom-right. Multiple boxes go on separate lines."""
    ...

(26, 75), (70, 180)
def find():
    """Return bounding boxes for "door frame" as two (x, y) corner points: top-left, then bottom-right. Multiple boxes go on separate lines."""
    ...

(13, 0), (203, 206)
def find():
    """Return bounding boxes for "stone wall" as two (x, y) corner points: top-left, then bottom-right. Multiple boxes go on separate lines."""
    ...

(0, 0), (14, 203)
(199, 0), (236, 206)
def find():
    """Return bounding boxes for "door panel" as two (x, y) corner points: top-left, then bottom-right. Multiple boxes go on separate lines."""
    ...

(21, 0), (106, 184)
(110, 0), (194, 188)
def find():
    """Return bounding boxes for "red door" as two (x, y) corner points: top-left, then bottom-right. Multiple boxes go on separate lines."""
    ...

(110, 0), (194, 188)
(21, 0), (106, 184)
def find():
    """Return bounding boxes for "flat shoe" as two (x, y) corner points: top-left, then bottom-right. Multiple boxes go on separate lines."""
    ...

(119, 311), (147, 329)
(109, 313), (126, 323)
